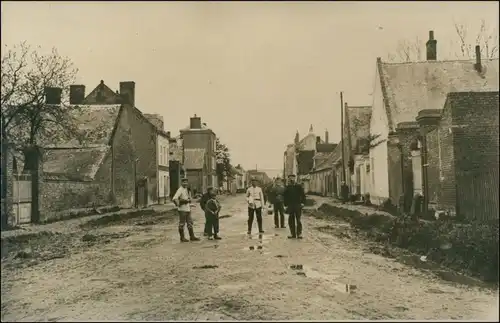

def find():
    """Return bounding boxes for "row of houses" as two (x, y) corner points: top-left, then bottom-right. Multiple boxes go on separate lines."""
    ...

(284, 30), (499, 222)
(1, 80), (244, 226)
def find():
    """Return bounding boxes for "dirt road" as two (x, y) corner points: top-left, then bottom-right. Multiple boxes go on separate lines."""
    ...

(1, 195), (498, 321)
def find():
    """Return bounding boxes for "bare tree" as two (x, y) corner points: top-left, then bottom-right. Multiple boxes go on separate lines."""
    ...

(387, 36), (424, 63)
(1, 43), (80, 149)
(453, 19), (499, 59)
(386, 19), (499, 62)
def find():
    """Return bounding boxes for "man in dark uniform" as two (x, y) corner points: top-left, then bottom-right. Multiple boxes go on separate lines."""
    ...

(200, 188), (211, 236)
(205, 187), (222, 240)
(284, 174), (306, 239)
(340, 181), (349, 204)
(269, 177), (286, 228)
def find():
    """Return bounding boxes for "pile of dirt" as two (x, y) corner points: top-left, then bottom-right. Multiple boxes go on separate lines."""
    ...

(0, 230), (132, 268)
(313, 203), (499, 283)
(80, 209), (176, 229)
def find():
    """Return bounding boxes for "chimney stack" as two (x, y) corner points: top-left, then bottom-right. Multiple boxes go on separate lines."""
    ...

(316, 136), (321, 144)
(426, 30), (437, 61)
(474, 45), (482, 73)
(166, 131), (171, 138)
(119, 81), (135, 106)
(190, 114), (202, 129)
(69, 85), (85, 104)
(45, 87), (62, 105)
(325, 129), (329, 143)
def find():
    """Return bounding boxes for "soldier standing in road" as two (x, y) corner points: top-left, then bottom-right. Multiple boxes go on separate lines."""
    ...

(172, 178), (200, 242)
(284, 174), (306, 239)
(269, 177), (286, 228)
(246, 177), (265, 235)
(205, 187), (222, 240)
(200, 189), (211, 236)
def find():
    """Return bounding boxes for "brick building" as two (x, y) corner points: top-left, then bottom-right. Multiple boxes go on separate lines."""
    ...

(1, 139), (15, 229)
(81, 80), (167, 206)
(416, 91), (499, 221)
(180, 115), (217, 195)
(368, 30), (499, 207)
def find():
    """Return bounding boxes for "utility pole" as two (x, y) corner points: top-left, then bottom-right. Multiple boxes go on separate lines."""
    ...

(340, 92), (346, 183)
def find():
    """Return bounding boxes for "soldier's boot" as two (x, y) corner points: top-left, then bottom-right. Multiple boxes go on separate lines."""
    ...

(188, 228), (200, 241)
(179, 228), (189, 242)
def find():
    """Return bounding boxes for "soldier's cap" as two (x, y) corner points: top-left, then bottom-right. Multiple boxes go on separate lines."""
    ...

(288, 174), (296, 178)
(251, 176), (258, 181)
(181, 178), (188, 182)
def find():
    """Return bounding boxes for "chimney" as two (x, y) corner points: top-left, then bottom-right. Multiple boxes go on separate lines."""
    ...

(426, 30), (437, 61)
(119, 81), (135, 106)
(316, 136), (321, 144)
(69, 85), (85, 104)
(325, 129), (329, 143)
(294, 131), (300, 145)
(474, 45), (482, 73)
(45, 87), (62, 105)
(190, 114), (202, 129)
(166, 131), (171, 138)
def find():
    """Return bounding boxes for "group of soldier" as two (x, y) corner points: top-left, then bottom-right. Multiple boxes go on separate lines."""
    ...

(171, 173), (307, 243)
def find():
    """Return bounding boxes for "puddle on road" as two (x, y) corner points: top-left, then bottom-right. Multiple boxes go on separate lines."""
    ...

(193, 265), (219, 269)
(217, 283), (248, 291)
(288, 264), (357, 294)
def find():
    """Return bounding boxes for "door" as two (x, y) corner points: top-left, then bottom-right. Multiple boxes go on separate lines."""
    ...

(137, 178), (148, 208)
(13, 173), (32, 225)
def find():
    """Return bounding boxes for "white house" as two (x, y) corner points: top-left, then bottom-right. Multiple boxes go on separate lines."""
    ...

(157, 132), (170, 203)
(144, 113), (171, 203)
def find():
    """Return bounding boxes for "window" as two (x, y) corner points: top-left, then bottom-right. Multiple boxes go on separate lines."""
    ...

(159, 176), (163, 197)
(164, 175), (169, 197)
(164, 145), (168, 165)
(159, 146), (163, 165)
(212, 156), (216, 170)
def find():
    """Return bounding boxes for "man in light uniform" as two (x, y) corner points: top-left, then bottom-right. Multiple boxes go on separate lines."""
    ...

(173, 178), (200, 242)
(246, 177), (265, 235)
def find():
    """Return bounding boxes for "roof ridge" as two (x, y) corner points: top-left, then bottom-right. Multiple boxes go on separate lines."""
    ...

(380, 58), (499, 66)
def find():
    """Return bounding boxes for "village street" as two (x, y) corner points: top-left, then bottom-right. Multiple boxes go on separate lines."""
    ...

(1, 195), (498, 321)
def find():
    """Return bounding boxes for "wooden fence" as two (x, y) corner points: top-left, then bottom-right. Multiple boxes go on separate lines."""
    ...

(457, 167), (499, 222)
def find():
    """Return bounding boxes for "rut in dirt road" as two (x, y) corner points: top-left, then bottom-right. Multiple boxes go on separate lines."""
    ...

(1, 195), (498, 321)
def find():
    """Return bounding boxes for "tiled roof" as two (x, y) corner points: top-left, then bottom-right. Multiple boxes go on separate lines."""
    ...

(345, 106), (372, 153)
(316, 143), (337, 153)
(183, 148), (206, 169)
(43, 104), (121, 148)
(43, 146), (110, 181)
(379, 58), (499, 131)
(314, 146), (342, 172)
(297, 133), (319, 149)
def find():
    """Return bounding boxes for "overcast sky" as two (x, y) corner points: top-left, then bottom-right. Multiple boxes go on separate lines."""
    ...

(2, 1), (498, 174)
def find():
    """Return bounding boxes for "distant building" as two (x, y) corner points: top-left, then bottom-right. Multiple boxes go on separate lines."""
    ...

(180, 115), (217, 195)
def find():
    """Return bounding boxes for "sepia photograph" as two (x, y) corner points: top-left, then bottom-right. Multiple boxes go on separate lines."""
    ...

(1, 1), (499, 321)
